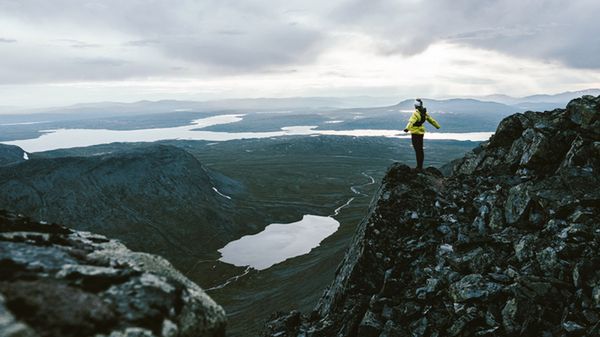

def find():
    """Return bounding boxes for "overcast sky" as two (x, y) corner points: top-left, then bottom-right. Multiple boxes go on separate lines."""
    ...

(1, 0), (600, 107)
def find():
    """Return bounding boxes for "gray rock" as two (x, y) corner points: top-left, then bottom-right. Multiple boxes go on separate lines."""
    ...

(396, 301), (421, 319)
(558, 223), (591, 242)
(504, 183), (533, 225)
(583, 309), (599, 324)
(566, 95), (600, 135)
(0, 294), (39, 337)
(487, 113), (526, 149)
(519, 129), (550, 168)
(0, 211), (226, 337)
(160, 320), (178, 337)
(474, 326), (499, 336)
(381, 305), (394, 321)
(557, 136), (586, 173)
(592, 286), (600, 309)
(416, 278), (440, 299)
(447, 307), (477, 337)
(410, 317), (428, 337)
(501, 298), (520, 334)
(568, 208), (595, 223)
(103, 273), (178, 328)
(562, 321), (585, 333)
(0, 241), (78, 272)
(379, 320), (405, 337)
(57, 264), (134, 292)
(537, 247), (558, 275)
(357, 311), (382, 337)
(514, 234), (537, 262)
(449, 274), (502, 302)
(573, 262), (584, 289)
(0, 279), (117, 337)
(488, 207), (505, 230)
(106, 328), (156, 337)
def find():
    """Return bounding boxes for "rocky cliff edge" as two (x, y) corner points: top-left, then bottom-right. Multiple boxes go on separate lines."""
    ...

(265, 95), (600, 337)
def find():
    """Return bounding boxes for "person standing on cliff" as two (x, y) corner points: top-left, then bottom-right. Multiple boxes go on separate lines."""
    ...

(403, 98), (441, 170)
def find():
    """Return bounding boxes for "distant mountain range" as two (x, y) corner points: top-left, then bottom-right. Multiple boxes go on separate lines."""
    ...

(3, 90), (599, 143)
(480, 88), (600, 104)
(478, 88), (600, 111)
(2, 89), (598, 119)
(0, 96), (401, 119)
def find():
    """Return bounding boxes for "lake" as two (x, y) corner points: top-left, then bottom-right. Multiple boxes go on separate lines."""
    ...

(3, 114), (494, 152)
(218, 214), (339, 270)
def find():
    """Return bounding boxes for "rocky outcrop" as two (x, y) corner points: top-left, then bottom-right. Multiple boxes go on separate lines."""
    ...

(0, 210), (226, 337)
(265, 95), (600, 336)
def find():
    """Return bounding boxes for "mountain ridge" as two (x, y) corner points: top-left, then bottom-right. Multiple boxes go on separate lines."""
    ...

(481, 89), (600, 105)
(265, 95), (600, 336)
(0, 144), (241, 281)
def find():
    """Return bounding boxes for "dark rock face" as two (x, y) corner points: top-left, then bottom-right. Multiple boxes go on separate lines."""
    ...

(265, 96), (600, 336)
(0, 210), (226, 337)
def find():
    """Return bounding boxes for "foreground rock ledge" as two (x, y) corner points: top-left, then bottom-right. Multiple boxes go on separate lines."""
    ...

(0, 210), (226, 337)
(266, 96), (600, 336)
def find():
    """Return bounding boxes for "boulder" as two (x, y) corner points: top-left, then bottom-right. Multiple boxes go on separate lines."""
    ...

(504, 183), (533, 225)
(0, 210), (226, 337)
(357, 310), (383, 337)
(487, 114), (526, 149)
(449, 274), (503, 303)
(566, 95), (600, 135)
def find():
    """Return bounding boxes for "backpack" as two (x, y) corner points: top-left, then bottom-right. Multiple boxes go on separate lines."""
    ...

(413, 107), (427, 127)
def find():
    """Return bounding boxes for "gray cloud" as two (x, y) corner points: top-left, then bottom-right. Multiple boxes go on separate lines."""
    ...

(56, 39), (101, 48)
(215, 30), (246, 36)
(74, 57), (128, 67)
(0, 0), (328, 83)
(0, 0), (599, 86)
(159, 27), (323, 72)
(123, 39), (160, 47)
(0, 55), (149, 84)
(329, 0), (600, 68)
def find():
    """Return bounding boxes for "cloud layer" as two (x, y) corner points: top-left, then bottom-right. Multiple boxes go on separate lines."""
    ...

(0, 0), (599, 106)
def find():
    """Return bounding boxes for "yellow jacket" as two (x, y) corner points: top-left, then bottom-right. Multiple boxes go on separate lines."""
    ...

(405, 109), (441, 135)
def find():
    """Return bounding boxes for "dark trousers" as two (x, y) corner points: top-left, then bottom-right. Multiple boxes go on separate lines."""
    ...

(411, 134), (424, 169)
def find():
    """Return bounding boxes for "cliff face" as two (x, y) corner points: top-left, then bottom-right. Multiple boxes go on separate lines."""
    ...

(265, 95), (600, 337)
(0, 210), (226, 337)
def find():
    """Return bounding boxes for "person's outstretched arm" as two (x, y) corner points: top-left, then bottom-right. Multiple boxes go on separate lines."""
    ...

(426, 115), (441, 129)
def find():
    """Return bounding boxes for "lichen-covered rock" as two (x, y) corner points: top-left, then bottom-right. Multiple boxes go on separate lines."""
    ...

(265, 96), (600, 336)
(0, 210), (226, 337)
